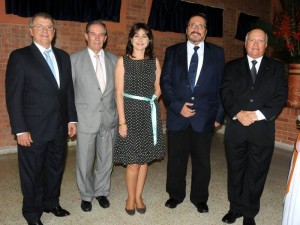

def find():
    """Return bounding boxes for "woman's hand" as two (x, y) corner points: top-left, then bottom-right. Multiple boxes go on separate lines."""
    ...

(119, 124), (128, 138)
(296, 140), (300, 153)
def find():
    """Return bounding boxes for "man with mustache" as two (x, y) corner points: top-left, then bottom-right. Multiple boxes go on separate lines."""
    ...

(160, 13), (224, 213)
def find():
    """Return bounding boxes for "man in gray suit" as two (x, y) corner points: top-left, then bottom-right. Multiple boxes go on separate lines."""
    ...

(71, 20), (117, 212)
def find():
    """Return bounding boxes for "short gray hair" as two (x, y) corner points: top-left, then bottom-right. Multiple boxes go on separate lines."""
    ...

(29, 12), (55, 28)
(245, 29), (268, 43)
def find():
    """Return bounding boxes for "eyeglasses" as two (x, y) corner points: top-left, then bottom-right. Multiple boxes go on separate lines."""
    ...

(31, 24), (55, 31)
(188, 24), (206, 30)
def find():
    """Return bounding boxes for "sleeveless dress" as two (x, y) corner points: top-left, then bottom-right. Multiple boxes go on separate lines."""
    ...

(114, 55), (165, 165)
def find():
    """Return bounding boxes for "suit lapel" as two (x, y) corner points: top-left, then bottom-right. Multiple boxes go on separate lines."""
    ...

(52, 48), (62, 89)
(194, 43), (212, 90)
(83, 49), (101, 90)
(30, 43), (59, 89)
(240, 57), (253, 83)
(103, 51), (113, 96)
(177, 44), (189, 88)
(196, 43), (210, 86)
(256, 56), (269, 81)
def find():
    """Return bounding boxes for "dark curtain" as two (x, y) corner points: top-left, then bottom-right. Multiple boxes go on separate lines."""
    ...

(148, 0), (223, 37)
(235, 12), (259, 41)
(5, 0), (121, 22)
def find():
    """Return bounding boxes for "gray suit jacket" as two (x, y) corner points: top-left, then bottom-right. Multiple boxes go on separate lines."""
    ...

(71, 48), (118, 133)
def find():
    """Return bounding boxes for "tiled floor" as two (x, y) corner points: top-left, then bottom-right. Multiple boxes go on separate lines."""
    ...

(0, 133), (293, 225)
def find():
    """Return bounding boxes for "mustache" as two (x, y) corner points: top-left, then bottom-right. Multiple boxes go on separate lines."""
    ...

(191, 31), (201, 36)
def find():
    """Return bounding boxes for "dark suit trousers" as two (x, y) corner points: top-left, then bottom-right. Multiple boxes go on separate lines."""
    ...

(166, 126), (213, 205)
(18, 128), (67, 222)
(225, 140), (274, 218)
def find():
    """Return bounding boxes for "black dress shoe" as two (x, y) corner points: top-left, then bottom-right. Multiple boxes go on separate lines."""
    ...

(28, 221), (43, 225)
(222, 212), (242, 224)
(165, 198), (181, 209)
(96, 196), (110, 208)
(81, 200), (92, 212)
(44, 205), (70, 217)
(243, 217), (256, 225)
(196, 202), (208, 213)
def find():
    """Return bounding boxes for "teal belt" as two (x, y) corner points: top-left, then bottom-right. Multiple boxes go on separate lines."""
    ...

(123, 93), (158, 145)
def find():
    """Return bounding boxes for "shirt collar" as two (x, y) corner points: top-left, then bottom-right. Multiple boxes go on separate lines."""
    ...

(187, 41), (204, 51)
(87, 48), (104, 60)
(247, 55), (263, 64)
(34, 42), (52, 53)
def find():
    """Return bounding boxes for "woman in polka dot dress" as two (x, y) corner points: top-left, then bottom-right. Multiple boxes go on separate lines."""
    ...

(114, 23), (165, 215)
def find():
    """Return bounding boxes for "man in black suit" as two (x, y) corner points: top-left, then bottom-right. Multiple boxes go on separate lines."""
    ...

(160, 13), (224, 213)
(220, 29), (288, 225)
(5, 12), (77, 225)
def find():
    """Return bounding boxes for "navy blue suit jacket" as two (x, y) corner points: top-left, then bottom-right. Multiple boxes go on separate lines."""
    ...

(160, 42), (224, 133)
(6, 43), (77, 141)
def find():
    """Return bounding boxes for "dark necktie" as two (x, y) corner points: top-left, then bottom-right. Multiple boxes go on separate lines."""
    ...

(188, 46), (200, 91)
(250, 60), (257, 83)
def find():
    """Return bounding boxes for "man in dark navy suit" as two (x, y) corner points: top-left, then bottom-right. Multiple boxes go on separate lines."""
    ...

(160, 13), (224, 213)
(6, 12), (77, 225)
(220, 29), (287, 225)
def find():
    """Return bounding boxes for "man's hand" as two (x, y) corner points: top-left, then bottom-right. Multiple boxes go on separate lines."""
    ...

(17, 132), (33, 147)
(214, 122), (221, 128)
(68, 123), (77, 137)
(180, 102), (196, 118)
(236, 110), (258, 126)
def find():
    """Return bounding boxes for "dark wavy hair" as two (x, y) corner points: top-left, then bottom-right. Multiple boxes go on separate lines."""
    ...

(126, 23), (154, 59)
(187, 13), (207, 26)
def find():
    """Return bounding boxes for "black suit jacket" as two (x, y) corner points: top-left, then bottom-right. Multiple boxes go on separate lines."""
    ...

(220, 56), (288, 144)
(161, 42), (224, 133)
(6, 43), (77, 141)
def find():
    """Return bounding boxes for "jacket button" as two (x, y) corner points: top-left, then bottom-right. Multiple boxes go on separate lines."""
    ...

(191, 97), (195, 100)
(250, 99), (254, 102)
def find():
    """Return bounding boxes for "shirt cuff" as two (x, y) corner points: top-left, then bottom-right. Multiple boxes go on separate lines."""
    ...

(255, 110), (266, 120)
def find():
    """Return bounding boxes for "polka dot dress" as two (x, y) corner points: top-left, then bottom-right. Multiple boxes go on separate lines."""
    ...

(114, 55), (165, 165)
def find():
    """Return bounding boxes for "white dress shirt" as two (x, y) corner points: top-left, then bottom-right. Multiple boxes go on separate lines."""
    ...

(187, 41), (204, 86)
(34, 42), (60, 87)
(87, 48), (107, 84)
(247, 55), (265, 121)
